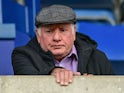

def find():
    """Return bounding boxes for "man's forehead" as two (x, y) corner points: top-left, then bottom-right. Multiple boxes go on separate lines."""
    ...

(41, 23), (72, 28)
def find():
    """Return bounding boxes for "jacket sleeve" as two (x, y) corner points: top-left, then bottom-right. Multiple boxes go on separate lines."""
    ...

(92, 49), (115, 75)
(12, 47), (55, 75)
(86, 49), (115, 75)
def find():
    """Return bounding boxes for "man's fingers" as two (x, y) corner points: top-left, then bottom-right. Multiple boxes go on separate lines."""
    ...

(51, 68), (74, 86)
(51, 68), (61, 83)
(60, 69), (66, 85)
(60, 69), (73, 86)
(64, 70), (69, 85)
(87, 74), (93, 76)
(56, 71), (60, 83)
(51, 68), (93, 86)
(68, 71), (73, 83)
(82, 73), (93, 76)
(73, 72), (81, 76)
(83, 73), (88, 76)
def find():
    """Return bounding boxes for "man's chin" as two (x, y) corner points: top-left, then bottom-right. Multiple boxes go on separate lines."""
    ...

(52, 51), (64, 56)
(52, 52), (63, 56)
(53, 53), (65, 61)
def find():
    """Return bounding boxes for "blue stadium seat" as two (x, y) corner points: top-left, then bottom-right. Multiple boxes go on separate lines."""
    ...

(75, 9), (116, 25)
(0, 24), (30, 75)
(0, 24), (16, 75)
(0, 24), (16, 39)
(111, 60), (124, 75)
(0, 40), (14, 75)
(78, 22), (124, 60)
(15, 31), (30, 47)
(2, 0), (27, 34)
(41, 0), (114, 10)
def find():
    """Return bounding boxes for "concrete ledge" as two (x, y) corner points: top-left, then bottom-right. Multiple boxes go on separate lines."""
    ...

(0, 76), (124, 93)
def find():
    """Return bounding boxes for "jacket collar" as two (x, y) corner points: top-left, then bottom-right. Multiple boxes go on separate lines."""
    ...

(74, 32), (97, 74)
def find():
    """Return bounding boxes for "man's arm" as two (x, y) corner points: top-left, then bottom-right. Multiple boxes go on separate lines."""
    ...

(12, 50), (41, 75)
(92, 49), (115, 75)
(12, 47), (55, 75)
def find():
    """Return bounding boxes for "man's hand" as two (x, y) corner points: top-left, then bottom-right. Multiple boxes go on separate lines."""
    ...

(51, 68), (81, 86)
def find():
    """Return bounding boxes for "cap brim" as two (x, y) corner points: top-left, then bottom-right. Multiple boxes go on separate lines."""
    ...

(35, 20), (76, 27)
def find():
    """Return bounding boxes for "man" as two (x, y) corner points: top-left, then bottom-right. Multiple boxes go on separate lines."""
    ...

(12, 5), (114, 86)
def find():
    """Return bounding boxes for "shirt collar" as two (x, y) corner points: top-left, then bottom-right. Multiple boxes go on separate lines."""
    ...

(67, 45), (78, 60)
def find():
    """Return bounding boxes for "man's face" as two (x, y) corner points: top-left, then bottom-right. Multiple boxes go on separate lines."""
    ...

(36, 23), (76, 60)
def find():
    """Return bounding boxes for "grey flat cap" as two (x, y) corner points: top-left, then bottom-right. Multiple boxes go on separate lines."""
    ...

(35, 5), (76, 27)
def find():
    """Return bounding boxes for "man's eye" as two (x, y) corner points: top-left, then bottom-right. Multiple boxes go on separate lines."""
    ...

(46, 30), (52, 33)
(60, 29), (66, 32)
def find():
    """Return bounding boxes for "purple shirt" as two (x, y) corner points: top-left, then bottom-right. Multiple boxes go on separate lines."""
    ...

(55, 45), (78, 73)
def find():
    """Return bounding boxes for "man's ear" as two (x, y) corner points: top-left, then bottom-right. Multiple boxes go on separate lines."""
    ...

(74, 25), (76, 41)
(36, 29), (41, 43)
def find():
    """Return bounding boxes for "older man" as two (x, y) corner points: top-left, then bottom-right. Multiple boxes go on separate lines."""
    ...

(12, 5), (114, 86)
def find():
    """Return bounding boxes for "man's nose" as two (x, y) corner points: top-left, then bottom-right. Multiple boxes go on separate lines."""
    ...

(53, 30), (61, 41)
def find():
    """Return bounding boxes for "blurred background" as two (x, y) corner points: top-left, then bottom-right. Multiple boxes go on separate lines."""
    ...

(0, 0), (124, 75)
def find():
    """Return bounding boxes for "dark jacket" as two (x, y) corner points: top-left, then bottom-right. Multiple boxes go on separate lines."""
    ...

(12, 32), (114, 75)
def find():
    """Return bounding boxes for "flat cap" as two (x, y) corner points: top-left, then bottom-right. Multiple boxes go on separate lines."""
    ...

(35, 5), (76, 27)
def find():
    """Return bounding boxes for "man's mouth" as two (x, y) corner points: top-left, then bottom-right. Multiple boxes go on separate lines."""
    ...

(51, 45), (64, 49)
